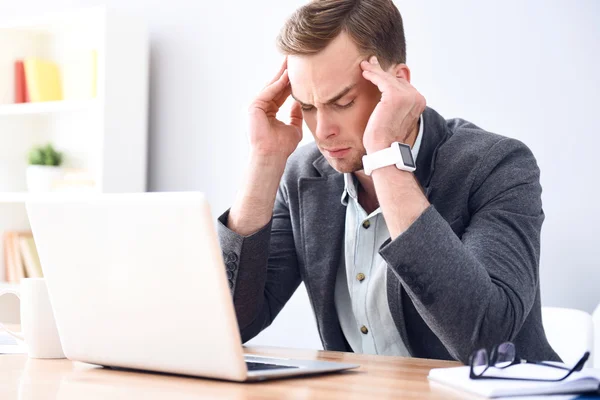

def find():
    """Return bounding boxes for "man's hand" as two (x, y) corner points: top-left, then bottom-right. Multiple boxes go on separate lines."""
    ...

(228, 59), (303, 236)
(248, 57), (303, 163)
(359, 56), (429, 238)
(360, 56), (426, 153)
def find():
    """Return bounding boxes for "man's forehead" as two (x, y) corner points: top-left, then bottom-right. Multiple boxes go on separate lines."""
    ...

(287, 53), (364, 104)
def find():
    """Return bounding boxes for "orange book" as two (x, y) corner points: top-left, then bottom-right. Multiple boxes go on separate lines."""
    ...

(3, 232), (11, 282)
(2, 231), (28, 283)
(10, 232), (26, 282)
(3, 231), (16, 282)
(14, 60), (29, 103)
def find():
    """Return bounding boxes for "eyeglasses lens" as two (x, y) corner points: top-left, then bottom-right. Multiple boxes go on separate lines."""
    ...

(472, 348), (489, 376)
(493, 342), (516, 369)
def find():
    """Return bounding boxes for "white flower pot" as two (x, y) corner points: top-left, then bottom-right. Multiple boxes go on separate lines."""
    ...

(26, 165), (65, 193)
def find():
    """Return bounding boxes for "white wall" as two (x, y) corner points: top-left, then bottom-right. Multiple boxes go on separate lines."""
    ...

(1, 0), (598, 351)
(398, 0), (600, 316)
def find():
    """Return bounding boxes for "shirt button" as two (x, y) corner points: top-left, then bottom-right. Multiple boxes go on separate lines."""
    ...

(224, 252), (238, 264)
(356, 273), (366, 282)
(362, 220), (371, 229)
(226, 262), (237, 272)
(360, 325), (369, 334)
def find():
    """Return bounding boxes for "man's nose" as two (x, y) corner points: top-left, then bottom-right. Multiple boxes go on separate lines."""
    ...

(314, 110), (339, 141)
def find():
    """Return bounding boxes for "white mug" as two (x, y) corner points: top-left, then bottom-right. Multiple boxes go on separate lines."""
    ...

(0, 278), (65, 359)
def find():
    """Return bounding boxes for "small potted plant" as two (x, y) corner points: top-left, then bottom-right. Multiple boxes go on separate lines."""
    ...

(26, 143), (65, 192)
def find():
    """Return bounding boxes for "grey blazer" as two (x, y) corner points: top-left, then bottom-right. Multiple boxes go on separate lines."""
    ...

(217, 107), (560, 364)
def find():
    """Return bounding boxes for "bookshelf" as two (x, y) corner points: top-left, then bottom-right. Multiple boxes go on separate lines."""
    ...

(0, 7), (149, 286)
(0, 193), (29, 204)
(0, 99), (98, 116)
(0, 282), (18, 290)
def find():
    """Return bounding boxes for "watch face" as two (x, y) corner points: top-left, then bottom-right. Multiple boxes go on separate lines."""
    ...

(399, 144), (415, 168)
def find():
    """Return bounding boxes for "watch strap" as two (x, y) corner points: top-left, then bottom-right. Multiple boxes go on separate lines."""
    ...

(362, 142), (416, 175)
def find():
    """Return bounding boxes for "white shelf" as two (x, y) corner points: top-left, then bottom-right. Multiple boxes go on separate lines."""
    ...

(0, 191), (100, 204)
(0, 282), (19, 290)
(0, 99), (99, 117)
(0, 6), (148, 291)
(0, 193), (29, 204)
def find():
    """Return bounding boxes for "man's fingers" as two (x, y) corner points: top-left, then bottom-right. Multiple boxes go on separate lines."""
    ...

(256, 69), (289, 103)
(360, 56), (387, 76)
(360, 57), (396, 94)
(360, 56), (406, 84)
(266, 57), (288, 86)
(289, 101), (303, 130)
(361, 68), (393, 95)
(361, 57), (412, 88)
(274, 81), (292, 108)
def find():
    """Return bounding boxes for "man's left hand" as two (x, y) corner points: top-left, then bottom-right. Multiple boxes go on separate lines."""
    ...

(360, 56), (426, 153)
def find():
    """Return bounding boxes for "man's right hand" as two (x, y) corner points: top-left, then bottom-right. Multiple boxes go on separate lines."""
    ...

(247, 58), (303, 162)
(227, 59), (303, 237)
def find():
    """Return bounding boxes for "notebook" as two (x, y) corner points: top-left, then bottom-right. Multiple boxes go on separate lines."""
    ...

(428, 364), (600, 398)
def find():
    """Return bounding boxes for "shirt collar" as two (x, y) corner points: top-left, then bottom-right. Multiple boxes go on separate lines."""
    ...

(341, 114), (424, 206)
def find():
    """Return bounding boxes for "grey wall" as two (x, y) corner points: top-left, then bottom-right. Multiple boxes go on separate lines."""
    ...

(2, 0), (598, 350)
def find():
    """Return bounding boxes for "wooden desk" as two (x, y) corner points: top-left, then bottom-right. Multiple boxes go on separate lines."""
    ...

(0, 345), (463, 399)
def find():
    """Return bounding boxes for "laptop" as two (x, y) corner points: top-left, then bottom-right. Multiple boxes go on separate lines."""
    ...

(25, 192), (359, 382)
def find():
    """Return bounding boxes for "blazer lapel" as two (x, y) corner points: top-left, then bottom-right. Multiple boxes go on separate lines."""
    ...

(415, 107), (451, 196)
(298, 156), (348, 351)
(298, 108), (449, 352)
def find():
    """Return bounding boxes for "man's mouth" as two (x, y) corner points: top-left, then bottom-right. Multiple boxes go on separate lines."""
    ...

(324, 147), (351, 158)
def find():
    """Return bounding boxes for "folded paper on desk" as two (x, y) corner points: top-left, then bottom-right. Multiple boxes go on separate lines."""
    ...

(428, 364), (600, 398)
(0, 332), (27, 354)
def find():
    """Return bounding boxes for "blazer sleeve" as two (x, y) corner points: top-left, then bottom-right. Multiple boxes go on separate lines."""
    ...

(379, 137), (544, 363)
(217, 183), (301, 343)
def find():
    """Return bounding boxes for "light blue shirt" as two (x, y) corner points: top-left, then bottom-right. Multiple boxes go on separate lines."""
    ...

(334, 115), (424, 356)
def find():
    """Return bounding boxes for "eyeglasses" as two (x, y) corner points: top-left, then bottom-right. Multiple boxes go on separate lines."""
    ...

(469, 342), (590, 382)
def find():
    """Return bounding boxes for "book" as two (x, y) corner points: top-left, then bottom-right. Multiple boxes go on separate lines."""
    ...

(18, 234), (43, 278)
(14, 60), (29, 103)
(428, 364), (600, 398)
(51, 168), (97, 192)
(23, 58), (63, 102)
(9, 232), (26, 282)
(2, 232), (15, 282)
(3, 231), (25, 283)
(1, 231), (41, 283)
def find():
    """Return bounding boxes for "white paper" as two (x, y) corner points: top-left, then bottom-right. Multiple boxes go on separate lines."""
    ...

(428, 365), (600, 398)
(0, 331), (27, 354)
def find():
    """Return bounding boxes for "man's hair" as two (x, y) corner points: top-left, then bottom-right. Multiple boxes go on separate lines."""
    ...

(276, 0), (406, 69)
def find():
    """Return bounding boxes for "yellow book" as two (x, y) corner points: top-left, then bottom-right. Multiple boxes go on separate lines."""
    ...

(23, 58), (63, 102)
(18, 234), (43, 278)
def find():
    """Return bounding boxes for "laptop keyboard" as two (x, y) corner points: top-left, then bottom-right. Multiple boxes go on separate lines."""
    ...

(246, 361), (299, 371)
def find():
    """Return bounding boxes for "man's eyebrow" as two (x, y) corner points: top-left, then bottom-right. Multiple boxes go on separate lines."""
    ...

(291, 84), (357, 106)
(325, 84), (356, 104)
(290, 92), (308, 106)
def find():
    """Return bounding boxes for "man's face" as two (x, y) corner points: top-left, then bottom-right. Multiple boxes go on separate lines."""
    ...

(287, 32), (381, 173)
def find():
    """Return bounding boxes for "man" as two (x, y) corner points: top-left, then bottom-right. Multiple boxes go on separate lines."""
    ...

(217, 0), (560, 363)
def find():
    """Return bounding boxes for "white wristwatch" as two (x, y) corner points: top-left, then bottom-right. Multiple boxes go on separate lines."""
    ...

(362, 142), (416, 176)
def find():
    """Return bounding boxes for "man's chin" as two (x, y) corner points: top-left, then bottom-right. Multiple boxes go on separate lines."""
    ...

(325, 157), (364, 174)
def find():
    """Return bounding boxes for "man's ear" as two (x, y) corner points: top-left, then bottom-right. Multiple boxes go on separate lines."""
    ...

(387, 63), (411, 83)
